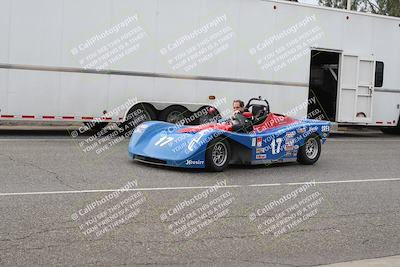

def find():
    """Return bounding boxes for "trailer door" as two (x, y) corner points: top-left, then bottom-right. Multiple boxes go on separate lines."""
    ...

(337, 55), (375, 123)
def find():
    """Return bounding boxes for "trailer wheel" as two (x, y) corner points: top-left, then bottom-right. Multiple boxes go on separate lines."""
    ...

(297, 134), (321, 165)
(84, 122), (108, 132)
(121, 103), (157, 136)
(381, 127), (400, 134)
(205, 137), (230, 172)
(159, 105), (190, 124)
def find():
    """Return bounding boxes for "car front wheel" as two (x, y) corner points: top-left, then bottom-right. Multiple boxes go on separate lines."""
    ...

(297, 134), (321, 165)
(205, 137), (230, 172)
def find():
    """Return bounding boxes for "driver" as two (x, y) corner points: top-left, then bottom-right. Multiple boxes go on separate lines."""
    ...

(230, 100), (250, 132)
(232, 100), (245, 115)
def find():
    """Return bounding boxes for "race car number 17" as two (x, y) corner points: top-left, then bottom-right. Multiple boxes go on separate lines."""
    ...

(271, 138), (283, 155)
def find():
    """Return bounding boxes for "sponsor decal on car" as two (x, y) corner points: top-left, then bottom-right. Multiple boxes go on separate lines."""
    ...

(251, 137), (256, 147)
(285, 137), (294, 146)
(322, 125), (330, 132)
(286, 131), (296, 138)
(257, 137), (263, 147)
(256, 148), (265, 154)
(186, 159), (204, 165)
(297, 127), (306, 134)
(256, 154), (267, 159)
(187, 129), (210, 151)
(309, 126), (318, 132)
(285, 145), (294, 151)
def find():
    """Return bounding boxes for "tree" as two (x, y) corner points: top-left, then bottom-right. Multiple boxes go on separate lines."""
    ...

(318, 0), (400, 17)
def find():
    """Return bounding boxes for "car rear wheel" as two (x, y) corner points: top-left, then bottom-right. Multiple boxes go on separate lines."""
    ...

(297, 134), (321, 165)
(205, 137), (230, 172)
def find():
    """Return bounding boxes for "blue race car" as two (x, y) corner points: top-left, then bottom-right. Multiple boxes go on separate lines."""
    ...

(128, 97), (330, 171)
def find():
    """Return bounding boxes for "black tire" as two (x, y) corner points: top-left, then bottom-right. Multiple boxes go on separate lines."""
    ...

(297, 134), (321, 165)
(381, 127), (400, 135)
(159, 105), (191, 124)
(120, 103), (157, 137)
(84, 122), (108, 132)
(205, 137), (231, 172)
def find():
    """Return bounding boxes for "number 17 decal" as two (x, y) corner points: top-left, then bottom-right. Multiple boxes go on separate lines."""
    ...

(271, 138), (283, 155)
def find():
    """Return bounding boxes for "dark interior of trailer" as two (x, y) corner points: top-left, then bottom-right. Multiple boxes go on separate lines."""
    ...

(308, 50), (340, 121)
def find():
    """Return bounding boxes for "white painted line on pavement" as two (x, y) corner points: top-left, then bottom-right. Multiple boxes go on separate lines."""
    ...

(0, 177), (399, 197)
(0, 138), (400, 142)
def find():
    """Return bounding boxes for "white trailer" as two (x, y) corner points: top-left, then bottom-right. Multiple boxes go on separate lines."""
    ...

(0, 0), (399, 131)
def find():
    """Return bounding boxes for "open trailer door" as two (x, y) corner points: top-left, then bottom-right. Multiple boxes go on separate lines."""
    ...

(337, 54), (375, 123)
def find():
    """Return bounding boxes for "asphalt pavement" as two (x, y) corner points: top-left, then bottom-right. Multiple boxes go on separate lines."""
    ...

(0, 129), (399, 266)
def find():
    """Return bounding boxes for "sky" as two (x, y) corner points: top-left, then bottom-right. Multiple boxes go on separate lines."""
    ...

(299, 0), (319, 6)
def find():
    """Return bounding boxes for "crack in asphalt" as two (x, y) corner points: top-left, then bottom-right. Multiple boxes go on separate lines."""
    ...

(21, 244), (59, 251)
(0, 225), (77, 242)
(0, 153), (78, 190)
(83, 260), (213, 266)
(227, 258), (298, 267)
(82, 257), (298, 267)
(284, 226), (339, 234)
(314, 210), (400, 218)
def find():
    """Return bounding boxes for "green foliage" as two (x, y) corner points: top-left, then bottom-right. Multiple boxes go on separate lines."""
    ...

(318, 0), (400, 17)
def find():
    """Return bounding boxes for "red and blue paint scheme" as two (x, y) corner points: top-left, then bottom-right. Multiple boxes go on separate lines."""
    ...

(128, 98), (330, 171)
